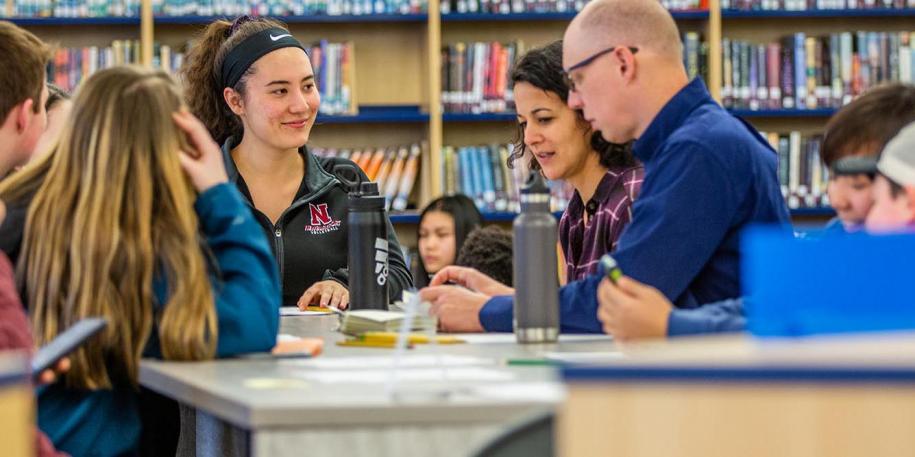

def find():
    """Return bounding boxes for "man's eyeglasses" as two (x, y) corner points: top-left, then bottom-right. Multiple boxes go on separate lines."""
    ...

(562, 46), (638, 91)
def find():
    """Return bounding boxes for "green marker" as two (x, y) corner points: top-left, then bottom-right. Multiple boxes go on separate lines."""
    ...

(600, 254), (622, 284)
(505, 358), (558, 367)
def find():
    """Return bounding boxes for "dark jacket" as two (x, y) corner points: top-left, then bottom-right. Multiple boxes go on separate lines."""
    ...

(222, 138), (413, 305)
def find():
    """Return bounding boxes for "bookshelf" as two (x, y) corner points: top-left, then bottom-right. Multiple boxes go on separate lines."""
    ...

(5, 0), (914, 223)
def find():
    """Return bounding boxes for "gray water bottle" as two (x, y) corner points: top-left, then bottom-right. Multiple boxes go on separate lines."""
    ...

(513, 172), (559, 343)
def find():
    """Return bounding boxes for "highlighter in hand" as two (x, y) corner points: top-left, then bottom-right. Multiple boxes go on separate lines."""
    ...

(600, 254), (622, 284)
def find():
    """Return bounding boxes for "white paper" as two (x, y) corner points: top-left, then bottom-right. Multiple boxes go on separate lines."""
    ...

(468, 382), (566, 402)
(280, 306), (332, 317)
(285, 355), (495, 369)
(296, 367), (515, 384)
(277, 334), (301, 343)
(544, 351), (624, 364)
(452, 333), (613, 344)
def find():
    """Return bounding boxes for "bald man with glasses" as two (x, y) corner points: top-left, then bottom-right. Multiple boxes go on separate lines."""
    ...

(423, 0), (790, 338)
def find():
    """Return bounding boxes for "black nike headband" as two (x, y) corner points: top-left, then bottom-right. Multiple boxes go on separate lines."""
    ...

(220, 27), (307, 89)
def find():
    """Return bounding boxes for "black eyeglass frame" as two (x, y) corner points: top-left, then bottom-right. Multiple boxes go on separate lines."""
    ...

(562, 46), (639, 90)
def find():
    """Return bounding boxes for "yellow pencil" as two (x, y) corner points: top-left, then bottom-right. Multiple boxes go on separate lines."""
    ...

(336, 340), (412, 349)
(359, 332), (465, 345)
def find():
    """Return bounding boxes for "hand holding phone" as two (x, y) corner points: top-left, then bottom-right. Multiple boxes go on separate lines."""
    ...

(600, 254), (622, 284)
(32, 318), (107, 381)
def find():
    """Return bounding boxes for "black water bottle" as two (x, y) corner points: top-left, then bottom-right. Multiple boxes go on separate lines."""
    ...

(513, 172), (559, 343)
(347, 181), (390, 310)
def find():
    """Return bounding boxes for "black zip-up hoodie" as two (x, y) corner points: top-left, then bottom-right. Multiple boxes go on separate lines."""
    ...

(222, 138), (413, 306)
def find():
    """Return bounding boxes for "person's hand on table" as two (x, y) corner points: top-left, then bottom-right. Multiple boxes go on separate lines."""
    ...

(298, 280), (349, 310)
(272, 338), (324, 357)
(597, 276), (671, 342)
(429, 266), (514, 296)
(419, 285), (488, 332)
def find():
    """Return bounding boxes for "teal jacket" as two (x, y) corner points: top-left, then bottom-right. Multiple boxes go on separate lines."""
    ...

(37, 183), (280, 457)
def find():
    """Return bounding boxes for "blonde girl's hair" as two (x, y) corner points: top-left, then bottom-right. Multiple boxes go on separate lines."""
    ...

(0, 65), (218, 389)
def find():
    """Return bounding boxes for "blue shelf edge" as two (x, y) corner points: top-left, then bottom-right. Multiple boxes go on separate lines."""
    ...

(443, 112), (517, 122)
(316, 105), (429, 124)
(442, 9), (708, 21)
(728, 108), (837, 117)
(562, 365), (915, 383)
(5, 16), (140, 25)
(390, 211), (563, 224)
(153, 13), (428, 24)
(722, 8), (915, 18)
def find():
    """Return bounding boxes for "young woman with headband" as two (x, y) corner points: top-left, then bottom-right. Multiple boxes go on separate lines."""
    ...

(182, 16), (413, 310)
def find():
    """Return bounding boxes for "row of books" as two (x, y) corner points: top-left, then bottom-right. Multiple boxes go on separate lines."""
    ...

(152, 44), (185, 75)
(7, 0), (139, 17)
(310, 40), (357, 115)
(440, 33), (706, 114)
(48, 38), (352, 116)
(441, 41), (521, 114)
(47, 40), (142, 92)
(761, 131), (829, 209)
(722, 0), (915, 10)
(722, 31), (915, 111)
(441, 0), (705, 14)
(310, 143), (423, 211)
(440, 144), (573, 213)
(151, 0), (426, 17)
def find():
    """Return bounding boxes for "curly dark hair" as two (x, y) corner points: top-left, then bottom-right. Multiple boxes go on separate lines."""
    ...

(508, 40), (636, 171)
(456, 225), (514, 287)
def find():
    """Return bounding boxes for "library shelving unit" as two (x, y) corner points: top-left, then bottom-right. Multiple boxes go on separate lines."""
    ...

(4, 0), (912, 225)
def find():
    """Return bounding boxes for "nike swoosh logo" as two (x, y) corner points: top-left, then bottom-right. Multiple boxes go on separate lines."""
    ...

(270, 33), (292, 41)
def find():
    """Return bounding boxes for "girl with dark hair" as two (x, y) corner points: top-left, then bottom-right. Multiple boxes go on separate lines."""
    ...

(414, 194), (483, 288)
(511, 40), (643, 282)
(181, 16), (413, 309)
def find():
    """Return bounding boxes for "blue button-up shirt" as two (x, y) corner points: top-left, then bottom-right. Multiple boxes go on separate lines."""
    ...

(479, 78), (791, 335)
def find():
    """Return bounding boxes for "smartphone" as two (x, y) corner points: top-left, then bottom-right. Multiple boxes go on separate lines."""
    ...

(31, 317), (107, 380)
(599, 254), (622, 284)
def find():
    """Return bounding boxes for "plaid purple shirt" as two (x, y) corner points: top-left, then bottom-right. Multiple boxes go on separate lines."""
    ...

(559, 165), (644, 282)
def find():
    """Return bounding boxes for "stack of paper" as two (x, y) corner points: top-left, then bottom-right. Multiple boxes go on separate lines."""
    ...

(340, 310), (436, 335)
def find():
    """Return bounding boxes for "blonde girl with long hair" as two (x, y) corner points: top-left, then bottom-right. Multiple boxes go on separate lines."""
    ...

(0, 65), (280, 457)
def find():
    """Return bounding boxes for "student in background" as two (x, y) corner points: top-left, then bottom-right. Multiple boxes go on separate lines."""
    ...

(597, 83), (915, 341)
(0, 20), (66, 457)
(413, 194), (483, 288)
(456, 225), (514, 287)
(0, 66), (280, 457)
(822, 84), (915, 233)
(181, 15), (412, 309)
(31, 83), (71, 161)
(422, 0), (789, 333)
(864, 122), (915, 232)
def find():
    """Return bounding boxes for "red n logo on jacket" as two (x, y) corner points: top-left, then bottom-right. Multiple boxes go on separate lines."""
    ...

(309, 203), (332, 226)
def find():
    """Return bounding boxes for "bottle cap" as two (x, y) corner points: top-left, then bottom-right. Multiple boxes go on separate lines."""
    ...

(521, 171), (549, 195)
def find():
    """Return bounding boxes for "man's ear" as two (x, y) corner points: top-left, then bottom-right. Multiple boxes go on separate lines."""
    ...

(904, 185), (915, 223)
(615, 47), (637, 83)
(223, 88), (244, 116)
(15, 99), (35, 133)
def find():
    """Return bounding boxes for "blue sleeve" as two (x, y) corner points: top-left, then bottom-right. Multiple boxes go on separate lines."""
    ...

(195, 183), (281, 356)
(612, 142), (740, 305)
(667, 298), (746, 335)
(478, 273), (605, 334)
